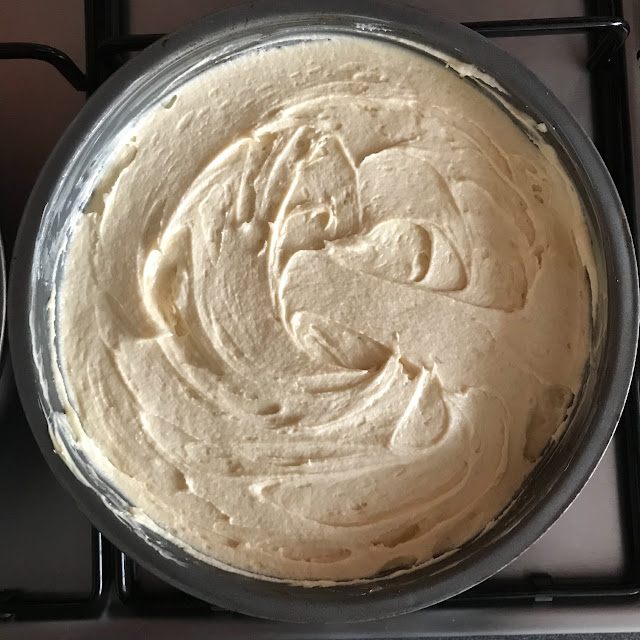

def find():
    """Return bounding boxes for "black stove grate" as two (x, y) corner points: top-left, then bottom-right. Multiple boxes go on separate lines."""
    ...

(0, 528), (110, 622)
(0, 0), (638, 622)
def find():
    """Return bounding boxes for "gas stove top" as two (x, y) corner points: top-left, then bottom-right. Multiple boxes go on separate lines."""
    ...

(1, 1), (639, 637)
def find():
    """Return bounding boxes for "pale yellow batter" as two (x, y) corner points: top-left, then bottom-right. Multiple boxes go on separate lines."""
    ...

(56, 36), (594, 582)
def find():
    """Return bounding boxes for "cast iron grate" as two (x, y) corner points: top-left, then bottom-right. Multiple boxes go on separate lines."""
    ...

(0, 529), (110, 622)
(0, 0), (637, 621)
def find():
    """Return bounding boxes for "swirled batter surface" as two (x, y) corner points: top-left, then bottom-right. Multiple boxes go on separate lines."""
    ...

(58, 36), (594, 581)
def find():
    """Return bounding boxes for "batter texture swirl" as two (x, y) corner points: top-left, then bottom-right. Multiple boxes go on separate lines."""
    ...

(57, 36), (594, 581)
